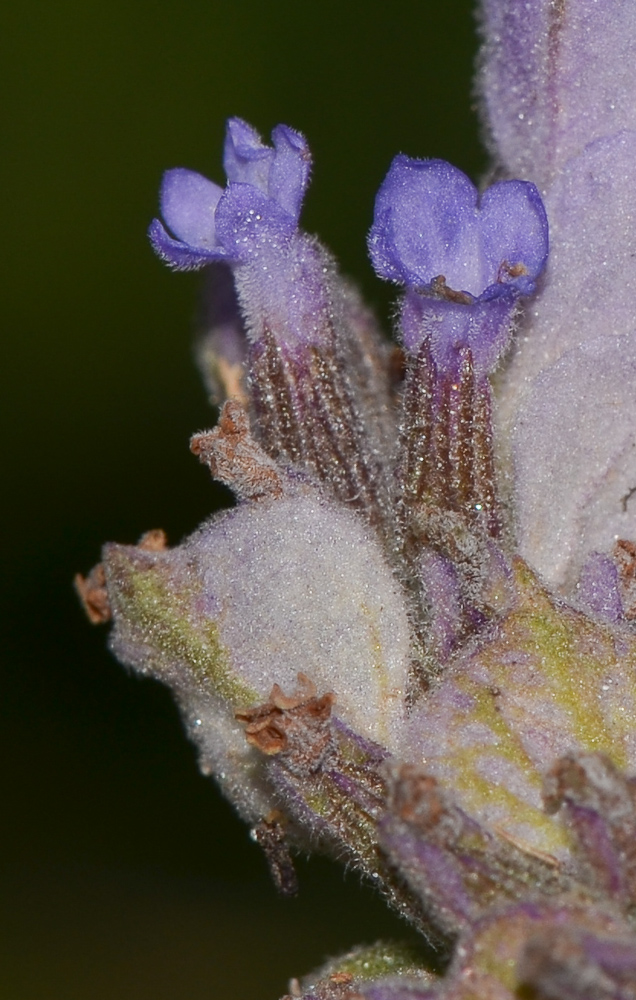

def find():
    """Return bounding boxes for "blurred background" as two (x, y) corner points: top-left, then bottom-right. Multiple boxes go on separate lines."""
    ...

(1, 2), (485, 997)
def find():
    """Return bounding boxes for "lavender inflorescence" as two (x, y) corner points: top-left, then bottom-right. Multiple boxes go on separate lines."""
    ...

(76, 2), (636, 996)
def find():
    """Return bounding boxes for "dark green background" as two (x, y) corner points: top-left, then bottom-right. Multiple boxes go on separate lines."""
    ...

(1, 2), (485, 997)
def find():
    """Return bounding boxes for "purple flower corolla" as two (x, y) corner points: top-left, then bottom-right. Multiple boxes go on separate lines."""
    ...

(148, 118), (393, 525)
(222, 117), (310, 221)
(148, 118), (338, 356)
(148, 118), (310, 271)
(369, 156), (547, 298)
(368, 156), (548, 375)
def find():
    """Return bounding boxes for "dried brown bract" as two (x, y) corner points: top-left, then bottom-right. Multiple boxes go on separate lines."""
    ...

(191, 399), (285, 501)
(74, 563), (111, 625)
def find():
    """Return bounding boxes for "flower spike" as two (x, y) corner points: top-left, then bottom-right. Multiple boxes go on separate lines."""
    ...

(78, 5), (636, 987)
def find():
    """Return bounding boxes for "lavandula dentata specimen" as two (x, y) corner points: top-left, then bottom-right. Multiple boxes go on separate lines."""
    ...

(76, 3), (636, 995)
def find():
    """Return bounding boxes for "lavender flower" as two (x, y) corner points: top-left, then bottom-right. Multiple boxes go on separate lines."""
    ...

(368, 155), (548, 376)
(367, 158), (547, 667)
(75, 3), (636, 998)
(149, 117), (310, 269)
(152, 117), (394, 534)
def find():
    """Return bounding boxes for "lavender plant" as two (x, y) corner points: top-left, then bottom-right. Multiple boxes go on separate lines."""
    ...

(76, 1), (636, 996)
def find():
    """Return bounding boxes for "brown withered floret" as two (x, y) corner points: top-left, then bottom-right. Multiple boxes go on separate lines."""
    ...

(387, 763), (443, 828)
(237, 673), (336, 774)
(74, 563), (111, 625)
(75, 528), (167, 625)
(250, 810), (298, 897)
(428, 275), (473, 305)
(281, 972), (360, 1000)
(137, 528), (168, 552)
(190, 399), (285, 501)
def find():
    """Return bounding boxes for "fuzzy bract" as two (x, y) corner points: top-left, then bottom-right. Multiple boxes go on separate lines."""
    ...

(480, 1), (636, 591)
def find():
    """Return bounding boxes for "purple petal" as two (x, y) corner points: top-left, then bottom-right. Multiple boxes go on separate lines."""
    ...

(148, 218), (228, 271)
(268, 124), (312, 221)
(480, 180), (549, 295)
(369, 156), (482, 292)
(223, 119), (311, 223)
(159, 167), (223, 247)
(369, 157), (548, 301)
(223, 117), (273, 190)
(213, 182), (297, 261)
